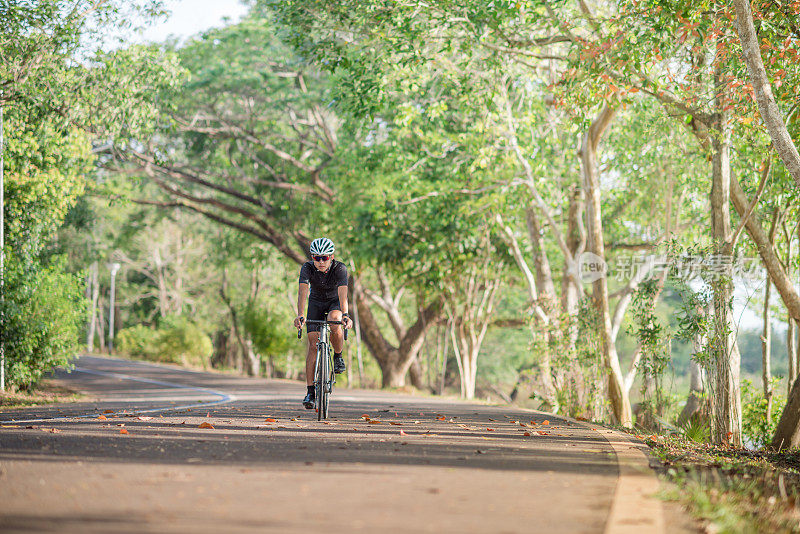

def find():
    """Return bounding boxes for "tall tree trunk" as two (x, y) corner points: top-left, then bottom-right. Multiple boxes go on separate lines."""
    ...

(354, 279), (441, 387)
(762, 278), (773, 421)
(733, 0), (800, 189)
(96, 297), (106, 353)
(86, 262), (99, 352)
(678, 337), (707, 427)
(709, 79), (742, 447)
(788, 321), (797, 394)
(581, 105), (631, 427)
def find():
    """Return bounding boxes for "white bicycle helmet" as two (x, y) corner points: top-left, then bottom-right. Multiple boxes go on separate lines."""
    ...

(309, 237), (335, 256)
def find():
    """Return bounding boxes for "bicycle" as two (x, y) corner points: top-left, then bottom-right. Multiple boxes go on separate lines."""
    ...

(298, 315), (348, 420)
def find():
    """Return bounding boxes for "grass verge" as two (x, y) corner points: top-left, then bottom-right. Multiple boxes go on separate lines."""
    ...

(643, 434), (800, 533)
(0, 379), (85, 409)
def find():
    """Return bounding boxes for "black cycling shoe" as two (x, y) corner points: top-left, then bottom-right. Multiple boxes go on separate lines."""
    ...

(333, 356), (346, 374)
(303, 392), (315, 409)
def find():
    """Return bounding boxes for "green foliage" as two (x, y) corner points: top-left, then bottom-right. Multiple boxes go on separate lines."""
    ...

(116, 316), (212, 367)
(2, 254), (85, 391)
(116, 325), (160, 359)
(154, 316), (213, 367)
(741, 379), (785, 450)
(242, 298), (294, 358)
(681, 417), (711, 443)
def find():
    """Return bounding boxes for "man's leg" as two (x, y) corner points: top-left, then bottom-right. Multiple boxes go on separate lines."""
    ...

(328, 309), (343, 353)
(305, 332), (320, 386)
(303, 332), (319, 408)
(328, 310), (346, 374)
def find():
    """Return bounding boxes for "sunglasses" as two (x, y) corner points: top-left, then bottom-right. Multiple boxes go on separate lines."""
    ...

(312, 255), (331, 262)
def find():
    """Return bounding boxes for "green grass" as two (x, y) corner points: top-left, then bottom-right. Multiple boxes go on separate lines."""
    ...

(645, 434), (800, 533)
(0, 379), (85, 409)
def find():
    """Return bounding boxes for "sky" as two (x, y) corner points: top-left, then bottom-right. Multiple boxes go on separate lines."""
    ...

(119, 0), (250, 47)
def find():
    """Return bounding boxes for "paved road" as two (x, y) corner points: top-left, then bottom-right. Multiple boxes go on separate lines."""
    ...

(0, 356), (686, 533)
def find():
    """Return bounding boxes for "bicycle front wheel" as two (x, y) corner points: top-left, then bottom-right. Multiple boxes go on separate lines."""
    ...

(317, 345), (328, 421)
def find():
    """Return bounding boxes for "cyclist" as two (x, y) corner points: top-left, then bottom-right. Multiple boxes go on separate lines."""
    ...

(293, 237), (352, 409)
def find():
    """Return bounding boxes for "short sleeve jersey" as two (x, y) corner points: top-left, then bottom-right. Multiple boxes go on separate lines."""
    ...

(299, 260), (348, 301)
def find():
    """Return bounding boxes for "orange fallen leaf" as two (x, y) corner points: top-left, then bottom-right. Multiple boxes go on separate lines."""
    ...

(361, 414), (371, 420)
(523, 431), (531, 436)
(487, 428), (495, 431)
(199, 422), (215, 429)
(390, 422), (402, 426)
(437, 416), (446, 421)
(119, 429), (129, 435)
(264, 418), (277, 423)
(103, 410), (114, 414)
(368, 420), (382, 424)
(97, 415), (107, 420)
(542, 420), (550, 426)
(536, 431), (548, 436)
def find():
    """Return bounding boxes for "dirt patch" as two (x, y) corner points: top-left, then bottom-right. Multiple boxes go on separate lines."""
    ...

(0, 379), (87, 409)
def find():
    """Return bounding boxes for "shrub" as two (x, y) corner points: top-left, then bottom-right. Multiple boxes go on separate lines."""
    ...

(115, 325), (159, 360)
(155, 315), (213, 367)
(741, 379), (785, 449)
(3, 254), (85, 391)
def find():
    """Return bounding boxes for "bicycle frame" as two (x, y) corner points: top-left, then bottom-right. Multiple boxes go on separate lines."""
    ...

(301, 317), (346, 420)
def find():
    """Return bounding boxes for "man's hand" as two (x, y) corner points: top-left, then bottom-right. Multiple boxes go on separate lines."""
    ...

(342, 313), (353, 329)
(293, 315), (305, 329)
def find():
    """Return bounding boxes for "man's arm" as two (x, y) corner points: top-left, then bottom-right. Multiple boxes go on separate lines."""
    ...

(337, 285), (351, 328)
(294, 283), (310, 328)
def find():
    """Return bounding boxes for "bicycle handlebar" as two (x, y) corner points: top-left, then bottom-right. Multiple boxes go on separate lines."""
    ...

(297, 319), (349, 340)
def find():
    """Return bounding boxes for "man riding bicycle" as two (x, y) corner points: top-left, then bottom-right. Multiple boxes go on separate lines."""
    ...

(293, 238), (352, 409)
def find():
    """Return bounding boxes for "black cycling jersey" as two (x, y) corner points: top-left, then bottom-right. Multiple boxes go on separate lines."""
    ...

(299, 260), (348, 301)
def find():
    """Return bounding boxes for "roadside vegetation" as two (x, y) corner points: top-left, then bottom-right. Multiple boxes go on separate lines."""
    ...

(4, 1), (800, 528)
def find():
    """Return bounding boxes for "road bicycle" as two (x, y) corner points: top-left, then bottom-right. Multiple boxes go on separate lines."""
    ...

(299, 316), (347, 420)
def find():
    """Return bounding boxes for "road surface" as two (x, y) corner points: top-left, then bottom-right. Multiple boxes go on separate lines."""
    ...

(0, 355), (692, 533)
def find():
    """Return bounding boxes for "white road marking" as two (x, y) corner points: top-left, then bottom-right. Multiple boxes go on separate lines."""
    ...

(0, 366), (236, 424)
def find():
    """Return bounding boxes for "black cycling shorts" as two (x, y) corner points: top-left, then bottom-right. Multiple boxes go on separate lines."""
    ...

(306, 298), (341, 333)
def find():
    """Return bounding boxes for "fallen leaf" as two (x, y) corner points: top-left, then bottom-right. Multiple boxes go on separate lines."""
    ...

(264, 418), (277, 423)
(136, 416), (153, 421)
(437, 416), (446, 421)
(96, 415), (107, 420)
(119, 429), (129, 435)
(487, 428), (495, 431)
(368, 420), (382, 424)
(361, 414), (371, 420)
(523, 431), (531, 436)
(488, 418), (496, 422)
(103, 410), (114, 414)
(399, 430), (407, 436)
(536, 431), (549, 436)
(542, 420), (550, 426)
(198, 422), (215, 429)
(390, 422), (402, 426)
